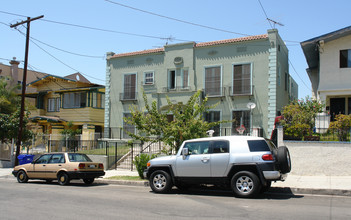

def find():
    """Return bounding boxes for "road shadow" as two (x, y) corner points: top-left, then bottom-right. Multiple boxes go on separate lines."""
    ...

(24, 180), (109, 187)
(163, 185), (303, 200)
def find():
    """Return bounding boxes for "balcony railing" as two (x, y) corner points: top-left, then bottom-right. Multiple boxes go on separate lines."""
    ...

(119, 92), (138, 101)
(228, 85), (253, 96)
(162, 86), (191, 92)
(203, 87), (225, 97)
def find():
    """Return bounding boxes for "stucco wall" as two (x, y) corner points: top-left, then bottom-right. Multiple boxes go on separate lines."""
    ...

(285, 141), (351, 176)
(319, 34), (351, 92)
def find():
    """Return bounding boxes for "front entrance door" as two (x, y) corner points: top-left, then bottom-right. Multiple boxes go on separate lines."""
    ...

(330, 98), (345, 121)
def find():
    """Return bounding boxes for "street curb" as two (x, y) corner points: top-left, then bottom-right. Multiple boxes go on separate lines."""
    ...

(96, 179), (149, 187)
(2, 175), (351, 197)
(97, 179), (351, 197)
(269, 187), (351, 197)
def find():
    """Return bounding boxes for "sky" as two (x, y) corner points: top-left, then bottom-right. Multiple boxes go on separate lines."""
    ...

(0, 0), (350, 99)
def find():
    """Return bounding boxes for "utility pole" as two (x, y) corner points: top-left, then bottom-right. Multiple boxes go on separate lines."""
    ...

(10, 15), (44, 166)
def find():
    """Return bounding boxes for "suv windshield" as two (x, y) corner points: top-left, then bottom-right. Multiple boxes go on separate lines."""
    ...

(68, 153), (92, 162)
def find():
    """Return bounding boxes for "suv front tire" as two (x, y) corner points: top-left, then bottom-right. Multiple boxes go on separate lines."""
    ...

(150, 170), (173, 193)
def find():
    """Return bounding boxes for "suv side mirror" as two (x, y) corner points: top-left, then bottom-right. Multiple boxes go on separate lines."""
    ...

(182, 148), (189, 156)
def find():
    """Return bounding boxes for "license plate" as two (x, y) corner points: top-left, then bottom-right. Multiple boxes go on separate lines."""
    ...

(89, 165), (96, 168)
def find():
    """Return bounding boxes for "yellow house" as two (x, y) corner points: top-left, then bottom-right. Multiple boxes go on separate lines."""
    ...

(26, 73), (105, 145)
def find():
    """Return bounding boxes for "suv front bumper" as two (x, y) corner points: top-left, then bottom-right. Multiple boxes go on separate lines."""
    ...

(143, 169), (148, 179)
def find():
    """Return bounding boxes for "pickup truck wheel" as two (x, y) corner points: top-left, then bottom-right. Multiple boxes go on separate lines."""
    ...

(231, 171), (261, 198)
(277, 146), (291, 174)
(150, 170), (172, 193)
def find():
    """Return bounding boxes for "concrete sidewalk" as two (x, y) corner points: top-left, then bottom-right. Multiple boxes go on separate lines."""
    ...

(1, 168), (351, 196)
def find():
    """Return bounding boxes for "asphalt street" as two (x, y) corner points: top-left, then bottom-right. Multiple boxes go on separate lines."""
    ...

(1, 178), (351, 220)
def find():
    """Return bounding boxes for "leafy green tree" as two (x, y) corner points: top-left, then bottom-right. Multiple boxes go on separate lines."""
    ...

(124, 90), (229, 153)
(61, 121), (81, 139)
(60, 121), (81, 151)
(329, 114), (351, 141)
(280, 97), (324, 139)
(0, 79), (32, 143)
(0, 79), (20, 114)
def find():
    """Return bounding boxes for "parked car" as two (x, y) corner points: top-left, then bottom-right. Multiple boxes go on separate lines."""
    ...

(144, 136), (291, 198)
(12, 152), (105, 185)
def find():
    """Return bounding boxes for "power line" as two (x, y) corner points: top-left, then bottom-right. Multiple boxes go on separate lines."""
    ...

(257, 0), (273, 29)
(288, 59), (311, 90)
(16, 28), (105, 83)
(29, 35), (105, 59)
(0, 10), (192, 43)
(255, 0), (311, 92)
(104, 0), (251, 37)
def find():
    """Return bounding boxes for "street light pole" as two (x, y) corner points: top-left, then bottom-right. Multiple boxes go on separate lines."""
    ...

(246, 102), (256, 136)
(10, 15), (44, 166)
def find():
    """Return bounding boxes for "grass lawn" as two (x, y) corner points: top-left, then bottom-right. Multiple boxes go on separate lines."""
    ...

(79, 145), (131, 155)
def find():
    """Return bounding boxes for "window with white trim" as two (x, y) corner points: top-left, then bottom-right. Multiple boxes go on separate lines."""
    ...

(205, 66), (221, 96)
(123, 113), (135, 139)
(47, 98), (60, 112)
(204, 111), (221, 136)
(233, 64), (251, 95)
(232, 110), (250, 135)
(143, 71), (154, 85)
(168, 70), (176, 90)
(63, 92), (86, 108)
(92, 92), (105, 108)
(340, 49), (351, 68)
(123, 73), (136, 100)
(182, 69), (189, 89)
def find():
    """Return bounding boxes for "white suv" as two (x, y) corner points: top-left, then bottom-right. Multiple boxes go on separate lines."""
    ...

(144, 136), (291, 198)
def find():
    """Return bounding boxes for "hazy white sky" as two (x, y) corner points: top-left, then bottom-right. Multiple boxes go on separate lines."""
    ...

(1, 0), (350, 99)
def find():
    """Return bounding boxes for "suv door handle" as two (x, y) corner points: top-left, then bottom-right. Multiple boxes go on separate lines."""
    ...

(201, 157), (210, 163)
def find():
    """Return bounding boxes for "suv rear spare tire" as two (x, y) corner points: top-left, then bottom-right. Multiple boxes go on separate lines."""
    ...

(277, 146), (291, 174)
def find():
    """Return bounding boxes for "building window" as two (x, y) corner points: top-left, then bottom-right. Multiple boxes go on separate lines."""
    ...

(182, 69), (189, 89)
(168, 70), (176, 90)
(47, 98), (60, 112)
(340, 49), (351, 68)
(123, 113), (135, 139)
(277, 64), (281, 86)
(143, 71), (154, 85)
(167, 114), (174, 122)
(205, 66), (221, 96)
(233, 64), (251, 95)
(63, 92), (86, 108)
(232, 111), (250, 135)
(92, 92), (105, 109)
(204, 111), (221, 136)
(123, 74), (136, 100)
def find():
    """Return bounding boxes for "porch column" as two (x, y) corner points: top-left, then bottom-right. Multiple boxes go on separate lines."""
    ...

(82, 124), (95, 150)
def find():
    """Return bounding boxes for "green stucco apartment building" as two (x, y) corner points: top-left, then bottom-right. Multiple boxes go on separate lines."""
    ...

(104, 29), (298, 139)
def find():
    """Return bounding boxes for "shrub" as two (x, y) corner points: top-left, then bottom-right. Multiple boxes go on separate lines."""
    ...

(281, 97), (324, 139)
(329, 114), (351, 141)
(133, 153), (157, 179)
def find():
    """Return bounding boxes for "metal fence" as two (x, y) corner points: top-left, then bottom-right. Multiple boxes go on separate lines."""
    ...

(283, 113), (351, 142)
(102, 140), (166, 170)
